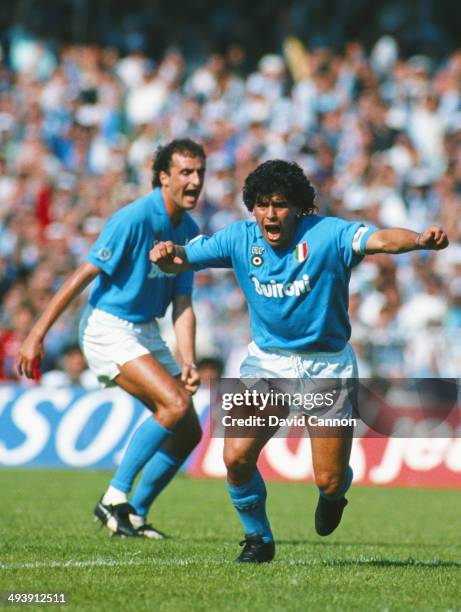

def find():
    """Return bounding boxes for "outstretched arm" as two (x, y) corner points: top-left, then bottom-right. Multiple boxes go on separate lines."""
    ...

(150, 241), (192, 273)
(17, 262), (100, 378)
(365, 226), (449, 255)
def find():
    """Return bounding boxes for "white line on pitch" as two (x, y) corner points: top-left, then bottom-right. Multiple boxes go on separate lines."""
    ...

(1, 557), (454, 571)
(0, 558), (197, 570)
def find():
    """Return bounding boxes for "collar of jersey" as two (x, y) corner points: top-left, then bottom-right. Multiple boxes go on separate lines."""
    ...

(150, 188), (186, 230)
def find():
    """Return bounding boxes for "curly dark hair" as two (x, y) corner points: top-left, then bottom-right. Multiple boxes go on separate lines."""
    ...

(243, 160), (317, 215)
(152, 139), (206, 187)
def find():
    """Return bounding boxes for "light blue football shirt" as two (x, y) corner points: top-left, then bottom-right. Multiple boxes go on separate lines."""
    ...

(86, 188), (199, 322)
(185, 216), (376, 352)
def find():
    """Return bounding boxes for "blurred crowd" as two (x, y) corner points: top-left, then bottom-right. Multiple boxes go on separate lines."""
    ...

(1, 27), (461, 384)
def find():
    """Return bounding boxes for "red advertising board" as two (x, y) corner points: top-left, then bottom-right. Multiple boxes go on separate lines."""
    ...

(188, 423), (461, 488)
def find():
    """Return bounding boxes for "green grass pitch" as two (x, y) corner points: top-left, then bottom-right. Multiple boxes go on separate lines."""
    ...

(0, 469), (459, 611)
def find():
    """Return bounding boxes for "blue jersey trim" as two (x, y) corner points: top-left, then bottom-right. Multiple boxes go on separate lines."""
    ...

(359, 226), (378, 255)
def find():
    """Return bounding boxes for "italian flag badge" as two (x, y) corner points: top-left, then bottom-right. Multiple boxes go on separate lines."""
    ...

(294, 241), (308, 262)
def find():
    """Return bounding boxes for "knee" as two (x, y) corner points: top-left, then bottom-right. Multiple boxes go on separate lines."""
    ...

(161, 389), (192, 425)
(224, 448), (255, 484)
(315, 471), (345, 497)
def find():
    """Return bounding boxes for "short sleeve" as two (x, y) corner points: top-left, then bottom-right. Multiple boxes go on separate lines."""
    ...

(184, 227), (233, 269)
(337, 221), (378, 268)
(86, 213), (132, 276)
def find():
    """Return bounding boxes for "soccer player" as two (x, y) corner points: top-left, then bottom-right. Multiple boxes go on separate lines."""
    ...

(151, 159), (449, 562)
(17, 139), (206, 538)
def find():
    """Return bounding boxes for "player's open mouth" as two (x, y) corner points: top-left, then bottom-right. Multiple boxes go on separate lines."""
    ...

(184, 189), (199, 203)
(264, 224), (281, 241)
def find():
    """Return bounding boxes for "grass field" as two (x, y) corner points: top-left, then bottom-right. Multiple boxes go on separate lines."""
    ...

(0, 470), (459, 611)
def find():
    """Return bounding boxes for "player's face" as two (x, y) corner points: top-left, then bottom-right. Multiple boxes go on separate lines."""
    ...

(253, 193), (300, 248)
(160, 153), (206, 212)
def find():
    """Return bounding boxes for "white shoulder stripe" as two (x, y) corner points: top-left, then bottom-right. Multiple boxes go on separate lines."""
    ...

(352, 226), (369, 255)
(188, 234), (205, 246)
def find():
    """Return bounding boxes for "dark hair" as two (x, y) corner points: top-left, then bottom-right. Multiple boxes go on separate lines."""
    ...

(63, 343), (83, 356)
(243, 160), (317, 215)
(197, 356), (224, 377)
(152, 139), (206, 187)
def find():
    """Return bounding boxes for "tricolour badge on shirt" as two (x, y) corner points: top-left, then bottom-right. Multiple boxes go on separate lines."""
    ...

(294, 241), (308, 263)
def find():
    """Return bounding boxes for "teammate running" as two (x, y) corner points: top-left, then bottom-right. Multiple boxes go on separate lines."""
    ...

(17, 139), (206, 538)
(151, 159), (449, 561)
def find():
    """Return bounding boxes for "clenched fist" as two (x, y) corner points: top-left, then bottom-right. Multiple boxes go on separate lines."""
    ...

(149, 241), (188, 272)
(417, 226), (449, 250)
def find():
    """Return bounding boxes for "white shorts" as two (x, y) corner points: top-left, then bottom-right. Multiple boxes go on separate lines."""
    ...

(240, 342), (358, 419)
(79, 307), (180, 386)
(240, 342), (358, 379)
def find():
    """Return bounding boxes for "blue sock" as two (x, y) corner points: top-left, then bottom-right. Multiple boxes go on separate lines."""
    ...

(130, 450), (182, 517)
(111, 417), (173, 494)
(227, 470), (273, 543)
(319, 466), (354, 501)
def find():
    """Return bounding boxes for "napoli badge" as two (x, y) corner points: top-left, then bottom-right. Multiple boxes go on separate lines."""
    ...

(97, 247), (112, 262)
(251, 245), (265, 267)
(294, 241), (308, 262)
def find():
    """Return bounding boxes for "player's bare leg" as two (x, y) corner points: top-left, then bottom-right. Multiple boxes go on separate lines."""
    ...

(224, 434), (272, 487)
(308, 426), (354, 536)
(95, 354), (200, 537)
(115, 354), (193, 429)
(162, 380), (202, 459)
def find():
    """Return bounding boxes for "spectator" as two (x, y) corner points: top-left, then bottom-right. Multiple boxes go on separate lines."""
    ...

(40, 343), (98, 389)
(1, 33), (460, 380)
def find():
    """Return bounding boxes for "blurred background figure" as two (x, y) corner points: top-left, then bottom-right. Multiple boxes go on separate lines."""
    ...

(193, 356), (225, 417)
(40, 343), (98, 389)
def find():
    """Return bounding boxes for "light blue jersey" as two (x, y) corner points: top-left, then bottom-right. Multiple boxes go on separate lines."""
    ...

(87, 188), (199, 322)
(185, 216), (376, 352)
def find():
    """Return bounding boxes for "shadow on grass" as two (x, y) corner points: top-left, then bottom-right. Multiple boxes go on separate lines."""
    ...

(312, 558), (461, 569)
(181, 536), (461, 552)
(277, 539), (453, 549)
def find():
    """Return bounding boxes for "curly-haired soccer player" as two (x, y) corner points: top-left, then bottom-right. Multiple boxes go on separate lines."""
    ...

(152, 159), (449, 562)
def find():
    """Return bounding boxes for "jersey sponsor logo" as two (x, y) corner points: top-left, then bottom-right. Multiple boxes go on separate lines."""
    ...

(148, 264), (176, 279)
(149, 238), (175, 278)
(96, 247), (112, 262)
(294, 242), (308, 262)
(250, 274), (311, 298)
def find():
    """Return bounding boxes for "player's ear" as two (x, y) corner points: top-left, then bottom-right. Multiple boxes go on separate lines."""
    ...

(159, 170), (170, 187)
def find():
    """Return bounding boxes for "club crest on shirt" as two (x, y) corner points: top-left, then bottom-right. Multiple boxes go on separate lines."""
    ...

(294, 241), (308, 263)
(97, 247), (112, 261)
(251, 245), (265, 267)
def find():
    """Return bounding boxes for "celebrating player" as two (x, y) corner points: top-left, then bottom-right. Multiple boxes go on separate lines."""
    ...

(17, 139), (206, 538)
(151, 159), (449, 562)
